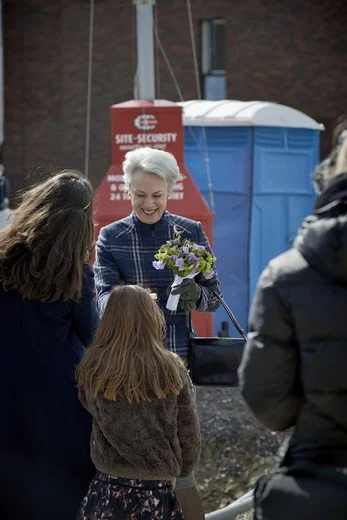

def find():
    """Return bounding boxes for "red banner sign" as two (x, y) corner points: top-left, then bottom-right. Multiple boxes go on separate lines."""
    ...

(111, 100), (184, 164)
(93, 99), (214, 336)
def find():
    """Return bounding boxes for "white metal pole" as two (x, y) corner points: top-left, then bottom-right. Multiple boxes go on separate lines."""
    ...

(133, 0), (156, 100)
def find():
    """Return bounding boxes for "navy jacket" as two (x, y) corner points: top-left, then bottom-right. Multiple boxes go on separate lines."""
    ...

(94, 211), (221, 357)
(0, 266), (99, 520)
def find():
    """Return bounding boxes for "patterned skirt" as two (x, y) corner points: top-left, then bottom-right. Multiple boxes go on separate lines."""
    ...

(77, 472), (184, 520)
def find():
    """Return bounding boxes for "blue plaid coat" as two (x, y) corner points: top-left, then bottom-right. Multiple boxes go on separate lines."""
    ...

(94, 211), (221, 357)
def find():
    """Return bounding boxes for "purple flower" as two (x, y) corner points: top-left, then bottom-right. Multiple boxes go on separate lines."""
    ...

(181, 246), (190, 254)
(188, 252), (197, 262)
(175, 257), (185, 271)
(192, 243), (206, 252)
(153, 260), (165, 270)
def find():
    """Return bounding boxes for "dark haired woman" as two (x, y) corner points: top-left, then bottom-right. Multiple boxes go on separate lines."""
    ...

(0, 170), (99, 520)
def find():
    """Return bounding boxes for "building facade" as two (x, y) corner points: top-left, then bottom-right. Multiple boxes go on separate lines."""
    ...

(3, 0), (347, 194)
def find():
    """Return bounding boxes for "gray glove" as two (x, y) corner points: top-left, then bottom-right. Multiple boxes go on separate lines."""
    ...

(170, 278), (202, 313)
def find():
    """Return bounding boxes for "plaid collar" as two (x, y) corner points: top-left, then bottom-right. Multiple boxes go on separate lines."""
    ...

(131, 210), (171, 235)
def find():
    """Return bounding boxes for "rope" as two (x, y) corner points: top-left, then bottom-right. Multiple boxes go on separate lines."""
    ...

(133, 1), (215, 213)
(154, 4), (161, 99)
(201, 127), (215, 213)
(185, 0), (215, 213)
(84, 0), (95, 177)
(154, 26), (184, 102)
(186, 0), (201, 100)
(132, 2), (138, 98)
(154, 17), (211, 213)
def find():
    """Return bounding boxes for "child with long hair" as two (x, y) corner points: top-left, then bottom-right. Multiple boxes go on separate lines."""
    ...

(76, 284), (201, 519)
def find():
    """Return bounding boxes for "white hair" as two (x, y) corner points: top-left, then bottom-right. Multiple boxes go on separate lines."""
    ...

(122, 147), (182, 192)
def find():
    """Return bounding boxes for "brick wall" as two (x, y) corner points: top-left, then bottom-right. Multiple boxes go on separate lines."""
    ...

(3, 0), (347, 195)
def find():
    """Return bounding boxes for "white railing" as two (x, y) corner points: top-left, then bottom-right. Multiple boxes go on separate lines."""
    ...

(205, 489), (254, 520)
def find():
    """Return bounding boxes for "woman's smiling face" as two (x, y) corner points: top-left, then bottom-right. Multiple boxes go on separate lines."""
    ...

(129, 170), (169, 224)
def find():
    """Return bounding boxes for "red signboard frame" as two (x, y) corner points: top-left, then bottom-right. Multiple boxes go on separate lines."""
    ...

(93, 100), (214, 336)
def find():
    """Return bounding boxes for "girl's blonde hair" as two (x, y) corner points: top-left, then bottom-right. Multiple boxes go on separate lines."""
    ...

(76, 285), (186, 403)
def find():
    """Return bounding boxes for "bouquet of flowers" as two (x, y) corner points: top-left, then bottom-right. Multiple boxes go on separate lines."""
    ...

(153, 227), (216, 311)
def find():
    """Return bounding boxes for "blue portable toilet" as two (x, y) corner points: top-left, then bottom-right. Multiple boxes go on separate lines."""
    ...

(178, 100), (324, 333)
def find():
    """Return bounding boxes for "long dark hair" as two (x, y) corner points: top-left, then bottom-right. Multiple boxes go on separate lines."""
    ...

(0, 169), (94, 301)
(76, 285), (186, 403)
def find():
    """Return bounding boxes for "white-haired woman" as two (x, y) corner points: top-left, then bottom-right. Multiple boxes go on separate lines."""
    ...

(94, 147), (221, 520)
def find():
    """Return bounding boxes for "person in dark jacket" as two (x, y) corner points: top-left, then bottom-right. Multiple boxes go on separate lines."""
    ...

(0, 170), (99, 520)
(238, 139), (347, 520)
(94, 146), (221, 520)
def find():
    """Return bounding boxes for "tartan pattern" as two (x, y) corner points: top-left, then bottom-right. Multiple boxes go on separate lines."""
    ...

(94, 211), (221, 357)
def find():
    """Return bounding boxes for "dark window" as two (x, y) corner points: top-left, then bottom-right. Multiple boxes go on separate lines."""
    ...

(201, 19), (226, 99)
(202, 19), (226, 74)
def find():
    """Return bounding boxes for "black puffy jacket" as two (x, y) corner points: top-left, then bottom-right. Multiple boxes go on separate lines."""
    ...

(239, 179), (347, 464)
